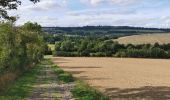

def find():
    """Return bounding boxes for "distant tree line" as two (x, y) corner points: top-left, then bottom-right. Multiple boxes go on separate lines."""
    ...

(42, 26), (170, 36)
(44, 34), (119, 44)
(51, 36), (170, 58)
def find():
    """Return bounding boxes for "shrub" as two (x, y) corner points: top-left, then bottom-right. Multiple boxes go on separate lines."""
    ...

(115, 51), (127, 57)
(40, 59), (53, 65)
(0, 22), (45, 90)
(51, 65), (58, 68)
(71, 81), (109, 100)
(91, 52), (106, 57)
(54, 68), (64, 74)
(58, 73), (74, 83)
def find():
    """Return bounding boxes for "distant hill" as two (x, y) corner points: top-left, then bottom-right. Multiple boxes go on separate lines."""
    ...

(42, 26), (170, 36)
(114, 33), (170, 45)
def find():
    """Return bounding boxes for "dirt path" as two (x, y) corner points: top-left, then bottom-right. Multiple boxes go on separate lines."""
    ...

(27, 64), (75, 100)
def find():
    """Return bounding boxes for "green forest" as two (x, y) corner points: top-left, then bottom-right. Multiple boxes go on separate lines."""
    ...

(46, 35), (170, 59)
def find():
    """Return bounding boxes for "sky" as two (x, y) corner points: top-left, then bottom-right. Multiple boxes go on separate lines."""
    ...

(9, 0), (170, 28)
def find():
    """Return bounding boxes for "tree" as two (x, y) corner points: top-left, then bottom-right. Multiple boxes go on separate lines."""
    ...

(60, 40), (73, 52)
(0, 21), (45, 72)
(78, 40), (88, 52)
(0, 0), (39, 20)
(20, 22), (45, 64)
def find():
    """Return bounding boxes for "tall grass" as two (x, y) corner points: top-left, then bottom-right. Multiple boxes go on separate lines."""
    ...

(52, 65), (74, 83)
(71, 81), (109, 100)
(52, 64), (109, 100)
(0, 63), (42, 99)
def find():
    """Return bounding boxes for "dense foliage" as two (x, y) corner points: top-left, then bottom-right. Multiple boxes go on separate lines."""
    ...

(52, 36), (170, 58)
(0, 22), (45, 74)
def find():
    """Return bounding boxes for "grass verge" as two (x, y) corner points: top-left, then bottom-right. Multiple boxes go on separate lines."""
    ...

(71, 81), (109, 100)
(52, 65), (74, 83)
(0, 61), (44, 100)
(52, 64), (109, 100)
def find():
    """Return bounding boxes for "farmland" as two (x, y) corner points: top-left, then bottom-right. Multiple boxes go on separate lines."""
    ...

(52, 57), (170, 99)
(2, 0), (170, 99)
(115, 33), (170, 44)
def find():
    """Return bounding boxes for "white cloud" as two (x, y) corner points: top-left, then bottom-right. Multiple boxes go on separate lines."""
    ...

(81, 0), (139, 6)
(68, 8), (136, 16)
(19, 0), (66, 12)
(110, 0), (138, 5)
(16, 16), (58, 26)
(9, 0), (170, 28)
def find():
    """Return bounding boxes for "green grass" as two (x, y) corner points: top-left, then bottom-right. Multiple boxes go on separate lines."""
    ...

(52, 65), (74, 83)
(71, 81), (109, 100)
(0, 59), (52, 100)
(54, 68), (65, 74)
(58, 73), (74, 83)
(0, 96), (24, 100)
(0, 66), (41, 100)
(41, 58), (53, 65)
(51, 63), (109, 100)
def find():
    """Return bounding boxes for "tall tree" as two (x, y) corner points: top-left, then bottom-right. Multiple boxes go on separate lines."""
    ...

(0, 0), (39, 20)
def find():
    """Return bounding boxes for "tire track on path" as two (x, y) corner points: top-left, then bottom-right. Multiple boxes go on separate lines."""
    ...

(27, 64), (74, 100)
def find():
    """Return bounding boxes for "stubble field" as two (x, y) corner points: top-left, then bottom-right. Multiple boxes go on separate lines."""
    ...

(114, 33), (170, 45)
(52, 57), (170, 99)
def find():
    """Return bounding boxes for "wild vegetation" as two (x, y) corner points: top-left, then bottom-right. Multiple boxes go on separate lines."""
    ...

(0, 22), (45, 90)
(49, 35), (170, 59)
(52, 65), (74, 83)
(0, 62), (42, 99)
(71, 81), (109, 100)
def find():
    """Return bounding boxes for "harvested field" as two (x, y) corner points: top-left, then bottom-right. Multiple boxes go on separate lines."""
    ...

(52, 57), (170, 100)
(114, 33), (170, 44)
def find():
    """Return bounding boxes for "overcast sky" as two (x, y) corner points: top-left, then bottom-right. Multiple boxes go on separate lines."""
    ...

(9, 0), (170, 28)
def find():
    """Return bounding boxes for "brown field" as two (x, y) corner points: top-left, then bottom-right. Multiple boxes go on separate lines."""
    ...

(114, 33), (170, 45)
(52, 57), (170, 100)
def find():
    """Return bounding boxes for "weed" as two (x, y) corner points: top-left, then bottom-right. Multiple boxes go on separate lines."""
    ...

(54, 68), (64, 74)
(71, 81), (109, 100)
(0, 64), (42, 99)
(58, 73), (74, 83)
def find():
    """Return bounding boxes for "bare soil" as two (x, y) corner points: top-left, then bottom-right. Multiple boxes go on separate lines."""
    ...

(52, 57), (170, 100)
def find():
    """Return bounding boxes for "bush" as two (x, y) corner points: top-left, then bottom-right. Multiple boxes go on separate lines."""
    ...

(58, 73), (74, 83)
(52, 66), (74, 83)
(0, 22), (45, 90)
(90, 52), (106, 57)
(53, 51), (79, 57)
(71, 81), (109, 100)
(51, 65), (58, 68)
(115, 51), (127, 57)
(54, 68), (64, 74)
(44, 44), (52, 55)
